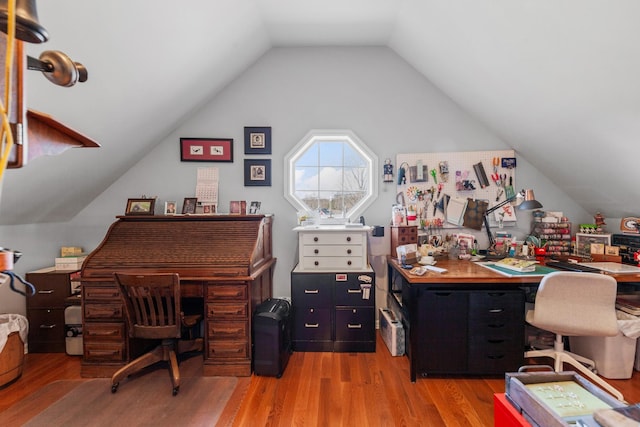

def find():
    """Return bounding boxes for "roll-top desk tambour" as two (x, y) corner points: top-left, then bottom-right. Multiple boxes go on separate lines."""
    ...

(80, 214), (275, 378)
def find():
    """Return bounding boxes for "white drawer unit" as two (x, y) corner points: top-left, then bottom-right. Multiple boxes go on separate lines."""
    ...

(294, 225), (371, 271)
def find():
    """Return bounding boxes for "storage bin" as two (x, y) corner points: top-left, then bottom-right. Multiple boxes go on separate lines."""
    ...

(569, 310), (640, 379)
(0, 314), (29, 386)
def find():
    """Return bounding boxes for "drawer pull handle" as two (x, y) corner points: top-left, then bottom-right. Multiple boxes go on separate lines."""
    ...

(346, 236), (351, 242)
(305, 323), (319, 328)
(314, 249), (319, 254)
(347, 249), (352, 254)
(488, 308), (504, 313)
(348, 324), (362, 329)
(348, 289), (361, 294)
(314, 261), (319, 266)
(39, 324), (56, 329)
(314, 237), (319, 242)
(91, 330), (118, 336)
(304, 289), (319, 294)
(38, 290), (54, 294)
(347, 260), (352, 265)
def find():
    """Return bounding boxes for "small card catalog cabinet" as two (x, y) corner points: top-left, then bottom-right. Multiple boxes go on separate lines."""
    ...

(293, 225), (371, 271)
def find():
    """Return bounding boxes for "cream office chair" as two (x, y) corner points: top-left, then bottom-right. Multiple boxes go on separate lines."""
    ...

(524, 271), (624, 401)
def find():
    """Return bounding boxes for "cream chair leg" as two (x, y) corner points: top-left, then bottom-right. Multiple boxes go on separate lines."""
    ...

(555, 351), (625, 402)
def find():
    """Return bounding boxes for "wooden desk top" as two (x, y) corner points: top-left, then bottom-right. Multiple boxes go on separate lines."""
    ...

(388, 257), (640, 285)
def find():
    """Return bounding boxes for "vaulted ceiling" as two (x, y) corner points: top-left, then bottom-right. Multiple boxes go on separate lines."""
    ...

(1, 0), (638, 225)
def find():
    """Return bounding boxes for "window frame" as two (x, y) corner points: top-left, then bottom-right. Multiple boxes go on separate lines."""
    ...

(284, 129), (378, 221)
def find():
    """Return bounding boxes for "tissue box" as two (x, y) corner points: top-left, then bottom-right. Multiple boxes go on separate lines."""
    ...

(55, 256), (86, 270)
(379, 308), (404, 356)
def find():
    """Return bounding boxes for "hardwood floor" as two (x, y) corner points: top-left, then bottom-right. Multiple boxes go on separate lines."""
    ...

(4, 334), (640, 426)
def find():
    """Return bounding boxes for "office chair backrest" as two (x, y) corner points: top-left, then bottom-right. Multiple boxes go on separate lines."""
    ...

(529, 271), (619, 337)
(114, 272), (182, 340)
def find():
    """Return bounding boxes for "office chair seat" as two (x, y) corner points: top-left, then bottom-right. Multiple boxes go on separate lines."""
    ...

(524, 271), (624, 402)
(111, 272), (203, 396)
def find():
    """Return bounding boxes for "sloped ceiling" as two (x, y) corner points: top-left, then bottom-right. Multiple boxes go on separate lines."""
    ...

(1, 0), (638, 225)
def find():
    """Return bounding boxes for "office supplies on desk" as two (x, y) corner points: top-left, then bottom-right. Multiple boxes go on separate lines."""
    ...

(545, 260), (601, 273)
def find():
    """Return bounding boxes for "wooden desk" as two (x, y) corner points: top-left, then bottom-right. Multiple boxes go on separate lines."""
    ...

(387, 258), (640, 382)
(80, 214), (275, 378)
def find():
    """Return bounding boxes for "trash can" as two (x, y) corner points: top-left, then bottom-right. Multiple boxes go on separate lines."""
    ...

(569, 310), (640, 379)
(0, 314), (28, 386)
(252, 298), (291, 378)
(64, 305), (83, 355)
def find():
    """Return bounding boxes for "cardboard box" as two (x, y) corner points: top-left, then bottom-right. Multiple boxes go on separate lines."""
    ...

(379, 308), (404, 356)
(60, 246), (83, 257)
(55, 256), (86, 270)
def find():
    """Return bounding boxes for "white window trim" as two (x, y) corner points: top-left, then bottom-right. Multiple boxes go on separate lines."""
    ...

(284, 129), (378, 221)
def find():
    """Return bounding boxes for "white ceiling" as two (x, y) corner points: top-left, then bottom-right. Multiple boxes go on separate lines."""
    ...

(1, 0), (638, 225)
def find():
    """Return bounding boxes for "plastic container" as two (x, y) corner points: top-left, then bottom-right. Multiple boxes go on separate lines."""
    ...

(569, 310), (640, 379)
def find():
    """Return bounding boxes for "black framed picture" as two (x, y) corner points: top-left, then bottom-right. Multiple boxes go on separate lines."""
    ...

(244, 127), (271, 155)
(244, 159), (271, 186)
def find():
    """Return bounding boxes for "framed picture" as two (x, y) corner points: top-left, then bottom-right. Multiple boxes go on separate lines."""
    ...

(230, 201), (247, 215)
(244, 159), (271, 186)
(180, 138), (233, 162)
(244, 127), (271, 154)
(125, 198), (155, 215)
(182, 197), (197, 214)
(249, 201), (261, 214)
(202, 203), (217, 215)
(164, 201), (177, 215)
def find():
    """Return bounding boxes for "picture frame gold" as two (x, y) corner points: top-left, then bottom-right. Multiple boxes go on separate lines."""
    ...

(125, 198), (155, 215)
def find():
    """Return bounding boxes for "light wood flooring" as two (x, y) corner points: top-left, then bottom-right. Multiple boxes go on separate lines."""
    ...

(3, 333), (640, 426)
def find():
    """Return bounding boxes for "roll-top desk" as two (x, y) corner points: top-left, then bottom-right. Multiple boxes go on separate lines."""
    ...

(80, 214), (275, 378)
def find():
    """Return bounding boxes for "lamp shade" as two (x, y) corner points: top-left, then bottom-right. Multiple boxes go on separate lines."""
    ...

(0, 0), (48, 43)
(518, 189), (543, 210)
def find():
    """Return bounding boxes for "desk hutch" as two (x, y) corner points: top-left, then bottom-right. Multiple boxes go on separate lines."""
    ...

(80, 214), (275, 378)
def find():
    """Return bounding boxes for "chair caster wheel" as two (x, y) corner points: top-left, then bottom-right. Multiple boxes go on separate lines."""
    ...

(172, 386), (179, 396)
(111, 383), (119, 393)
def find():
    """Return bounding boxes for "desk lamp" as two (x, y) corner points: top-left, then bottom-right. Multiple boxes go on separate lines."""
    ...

(483, 189), (542, 248)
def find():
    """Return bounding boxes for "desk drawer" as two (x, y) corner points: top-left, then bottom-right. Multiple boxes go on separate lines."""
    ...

(302, 245), (364, 258)
(208, 341), (249, 359)
(207, 320), (248, 340)
(84, 303), (123, 320)
(300, 256), (365, 270)
(83, 285), (120, 302)
(301, 233), (364, 245)
(335, 307), (375, 342)
(84, 322), (125, 341)
(291, 278), (332, 307)
(206, 284), (247, 301)
(84, 341), (126, 362)
(293, 308), (332, 341)
(28, 308), (65, 344)
(206, 302), (248, 318)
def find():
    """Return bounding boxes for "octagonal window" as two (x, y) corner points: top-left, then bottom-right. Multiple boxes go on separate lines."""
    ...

(285, 130), (378, 220)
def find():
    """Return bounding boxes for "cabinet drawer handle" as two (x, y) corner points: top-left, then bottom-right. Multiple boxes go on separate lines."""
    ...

(347, 249), (352, 254)
(38, 290), (55, 294)
(347, 260), (352, 265)
(347, 324), (362, 329)
(304, 323), (319, 328)
(488, 308), (504, 313)
(347, 289), (361, 294)
(314, 261), (319, 266)
(314, 249), (319, 254)
(346, 236), (351, 242)
(39, 324), (57, 329)
(314, 237), (319, 242)
(304, 289), (319, 294)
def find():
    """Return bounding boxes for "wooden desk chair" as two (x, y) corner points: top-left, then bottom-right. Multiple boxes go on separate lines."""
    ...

(524, 271), (624, 401)
(111, 272), (203, 396)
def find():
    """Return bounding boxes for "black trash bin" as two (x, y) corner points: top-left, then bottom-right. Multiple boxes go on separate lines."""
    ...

(252, 298), (292, 378)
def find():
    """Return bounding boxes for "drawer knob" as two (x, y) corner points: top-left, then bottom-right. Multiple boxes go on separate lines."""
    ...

(347, 260), (352, 265)
(314, 249), (319, 254)
(346, 236), (351, 242)
(314, 261), (319, 266)
(314, 237), (319, 242)
(346, 249), (352, 254)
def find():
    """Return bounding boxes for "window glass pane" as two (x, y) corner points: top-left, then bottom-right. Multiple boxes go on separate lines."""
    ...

(284, 130), (378, 220)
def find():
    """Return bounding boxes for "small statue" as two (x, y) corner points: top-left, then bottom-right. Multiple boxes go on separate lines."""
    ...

(594, 212), (606, 233)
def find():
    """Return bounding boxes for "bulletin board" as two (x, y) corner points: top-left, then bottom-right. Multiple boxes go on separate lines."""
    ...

(395, 150), (516, 230)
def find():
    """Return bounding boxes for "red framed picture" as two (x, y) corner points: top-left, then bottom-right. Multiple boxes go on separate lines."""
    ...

(180, 138), (233, 162)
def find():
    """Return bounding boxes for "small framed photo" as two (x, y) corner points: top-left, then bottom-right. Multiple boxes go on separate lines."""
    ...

(249, 201), (261, 214)
(202, 203), (217, 215)
(182, 197), (197, 214)
(244, 159), (271, 186)
(164, 201), (177, 215)
(244, 127), (271, 154)
(230, 201), (247, 215)
(125, 198), (155, 215)
(180, 138), (233, 162)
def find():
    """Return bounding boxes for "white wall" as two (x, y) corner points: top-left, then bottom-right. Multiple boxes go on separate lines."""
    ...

(0, 46), (591, 315)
